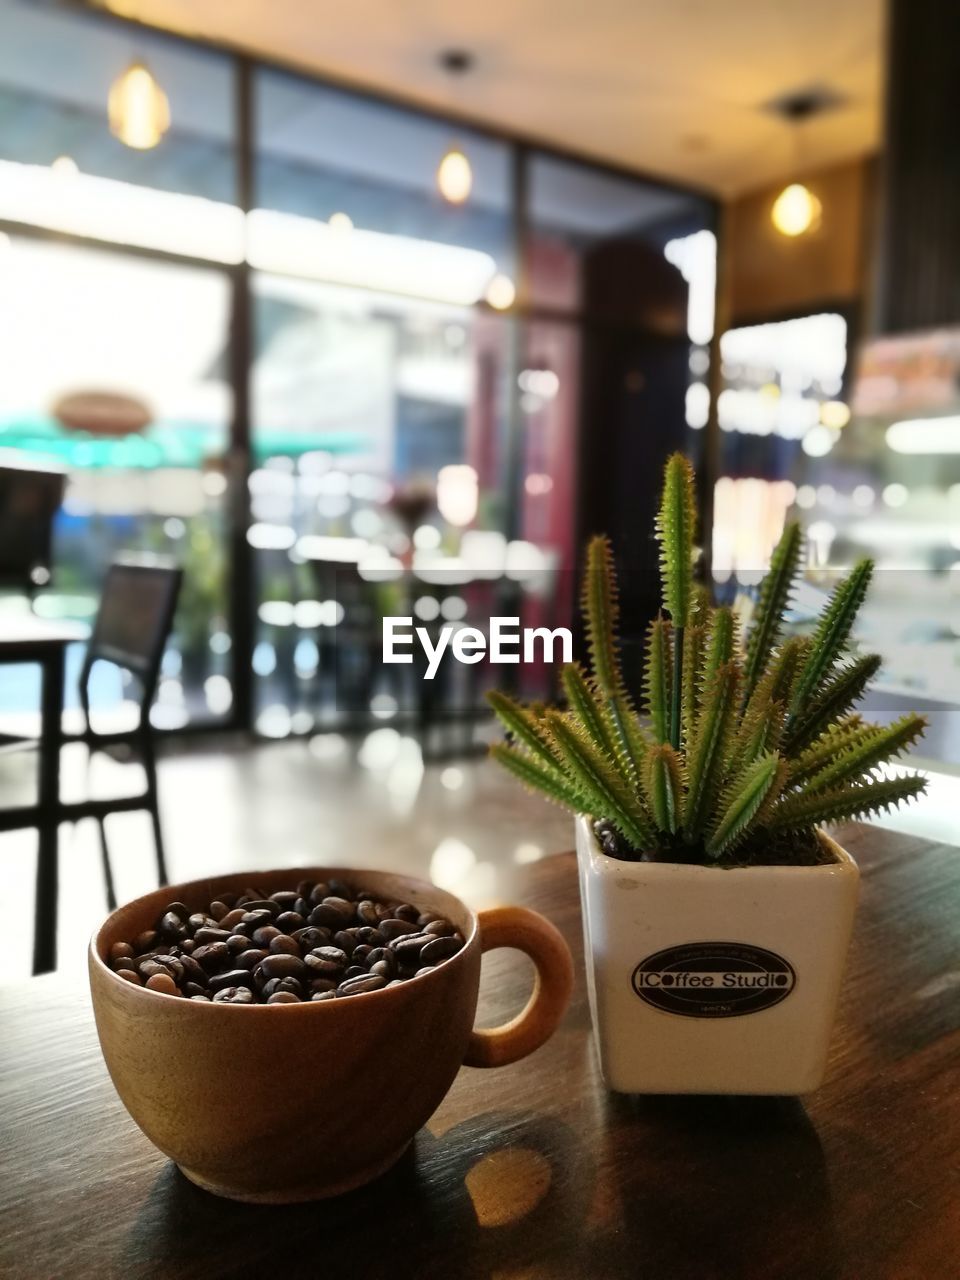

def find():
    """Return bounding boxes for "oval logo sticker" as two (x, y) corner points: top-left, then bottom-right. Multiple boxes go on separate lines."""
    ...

(632, 942), (796, 1018)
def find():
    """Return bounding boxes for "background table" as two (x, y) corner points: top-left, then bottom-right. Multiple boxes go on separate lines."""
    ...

(1, 823), (957, 1279)
(0, 616), (86, 974)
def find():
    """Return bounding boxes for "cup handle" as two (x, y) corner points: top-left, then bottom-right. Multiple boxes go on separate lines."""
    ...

(463, 905), (574, 1068)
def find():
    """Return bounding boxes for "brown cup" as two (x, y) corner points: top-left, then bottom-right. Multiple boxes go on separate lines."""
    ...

(89, 865), (574, 1203)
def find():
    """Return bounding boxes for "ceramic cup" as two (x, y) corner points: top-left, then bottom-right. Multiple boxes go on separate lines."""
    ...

(89, 866), (574, 1203)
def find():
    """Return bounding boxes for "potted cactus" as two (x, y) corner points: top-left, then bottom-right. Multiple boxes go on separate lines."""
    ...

(489, 455), (926, 1094)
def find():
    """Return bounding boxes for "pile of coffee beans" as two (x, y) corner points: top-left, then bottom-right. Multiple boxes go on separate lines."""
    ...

(106, 877), (465, 1004)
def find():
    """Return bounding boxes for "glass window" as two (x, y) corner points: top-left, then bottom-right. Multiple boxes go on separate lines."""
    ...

(712, 313), (960, 750)
(253, 69), (515, 306)
(249, 274), (521, 735)
(0, 1), (240, 260)
(0, 235), (233, 726)
(527, 154), (714, 319)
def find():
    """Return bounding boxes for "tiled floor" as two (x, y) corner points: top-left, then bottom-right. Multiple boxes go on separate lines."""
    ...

(0, 731), (954, 986)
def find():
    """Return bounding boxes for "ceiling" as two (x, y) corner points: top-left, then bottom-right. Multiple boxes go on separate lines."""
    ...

(90, 0), (884, 196)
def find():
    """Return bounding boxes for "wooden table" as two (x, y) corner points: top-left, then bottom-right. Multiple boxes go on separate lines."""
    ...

(1, 824), (957, 1279)
(0, 616), (86, 974)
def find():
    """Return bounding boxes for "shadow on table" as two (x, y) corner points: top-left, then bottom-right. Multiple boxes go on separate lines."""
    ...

(119, 1108), (593, 1280)
(596, 1093), (841, 1280)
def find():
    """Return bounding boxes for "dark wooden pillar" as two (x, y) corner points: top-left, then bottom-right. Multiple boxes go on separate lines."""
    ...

(875, 0), (960, 332)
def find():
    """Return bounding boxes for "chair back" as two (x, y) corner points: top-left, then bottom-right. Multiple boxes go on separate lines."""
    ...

(81, 561), (183, 723)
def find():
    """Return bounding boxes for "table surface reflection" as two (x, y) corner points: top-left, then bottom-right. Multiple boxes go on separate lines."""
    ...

(1, 823), (957, 1280)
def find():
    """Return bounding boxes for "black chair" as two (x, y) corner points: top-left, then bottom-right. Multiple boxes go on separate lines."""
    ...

(74, 561), (182, 910)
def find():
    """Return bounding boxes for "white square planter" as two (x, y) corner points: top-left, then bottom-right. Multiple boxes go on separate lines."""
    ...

(575, 815), (860, 1095)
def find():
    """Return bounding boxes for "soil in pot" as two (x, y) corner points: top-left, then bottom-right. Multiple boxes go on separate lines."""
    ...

(593, 820), (832, 868)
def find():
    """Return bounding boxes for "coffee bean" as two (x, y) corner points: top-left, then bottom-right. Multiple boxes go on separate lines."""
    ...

(309, 904), (345, 930)
(380, 918), (419, 940)
(392, 934), (432, 963)
(158, 913), (186, 941)
(321, 896), (355, 925)
(311, 990), (336, 1001)
(374, 952), (398, 979)
(420, 936), (464, 965)
(208, 969), (256, 993)
(261, 976), (302, 999)
(112, 881), (463, 1003)
(355, 927), (385, 947)
(193, 942), (230, 972)
(146, 973), (178, 995)
(423, 919), (456, 938)
(356, 900), (379, 927)
(332, 930), (358, 955)
(194, 927), (232, 946)
(258, 954), (306, 981)
(179, 954), (206, 983)
(153, 955), (185, 983)
(243, 899), (280, 918)
(337, 974), (386, 996)
(304, 946), (346, 976)
(296, 927), (331, 950)
(275, 911), (304, 933)
(213, 987), (254, 1004)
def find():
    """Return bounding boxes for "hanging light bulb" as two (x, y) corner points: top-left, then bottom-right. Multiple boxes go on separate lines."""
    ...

(771, 182), (821, 237)
(436, 50), (475, 206)
(437, 147), (472, 205)
(108, 61), (170, 150)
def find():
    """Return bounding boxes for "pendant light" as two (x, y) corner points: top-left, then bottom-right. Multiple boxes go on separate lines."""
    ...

(109, 61), (170, 150)
(436, 51), (474, 206)
(767, 88), (833, 239)
(437, 148), (472, 205)
(772, 183), (822, 237)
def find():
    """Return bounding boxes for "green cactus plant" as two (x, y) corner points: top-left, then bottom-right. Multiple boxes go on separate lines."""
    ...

(489, 454), (927, 865)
